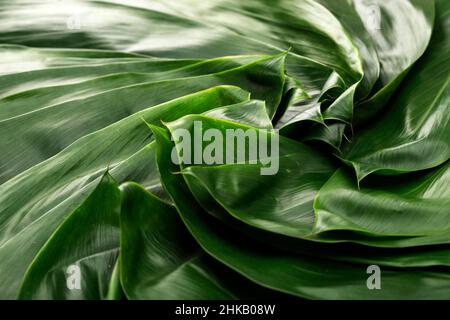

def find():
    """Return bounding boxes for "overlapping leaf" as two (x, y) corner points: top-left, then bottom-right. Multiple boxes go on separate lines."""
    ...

(342, 0), (449, 179)
(150, 124), (450, 299)
(0, 0), (449, 300)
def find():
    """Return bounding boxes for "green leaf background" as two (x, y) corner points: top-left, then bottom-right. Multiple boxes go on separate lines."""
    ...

(0, 0), (448, 299)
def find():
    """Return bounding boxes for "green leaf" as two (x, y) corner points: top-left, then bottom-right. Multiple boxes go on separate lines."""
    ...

(151, 124), (450, 299)
(353, 0), (436, 124)
(120, 182), (236, 300)
(0, 0), (448, 301)
(163, 114), (336, 238)
(314, 162), (450, 246)
(315, 0), (379, 99)
(18, 173), (121, 299)
(0, 86), (247, 298)
(0, 55), (263, 120)
(343, 0), (449, 180)
(0, 0), (361, 83)
(0, 55), (285, 183)
(106, 259), (124, 300)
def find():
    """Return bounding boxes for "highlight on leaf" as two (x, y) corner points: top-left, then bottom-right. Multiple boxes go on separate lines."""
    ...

(0, 0), (448, 300)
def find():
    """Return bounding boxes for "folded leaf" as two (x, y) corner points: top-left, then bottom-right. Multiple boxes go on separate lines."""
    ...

(121, 182), (238, 299)
(343, 0), (449, 180)
(18, 173), (120, 299)
(163, 114), (336, 238)
(0, 86), (247, 298)
(314, 162), (450, 245)
(151, 124), (450, 299)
